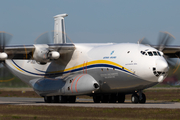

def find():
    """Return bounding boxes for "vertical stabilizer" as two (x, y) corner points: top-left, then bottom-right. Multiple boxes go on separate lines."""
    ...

(54, 13), (68, 44)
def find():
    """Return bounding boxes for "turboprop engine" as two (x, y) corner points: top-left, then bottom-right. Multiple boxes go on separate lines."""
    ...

(33, 44), (60, 64)
(29, 74), (100, 96)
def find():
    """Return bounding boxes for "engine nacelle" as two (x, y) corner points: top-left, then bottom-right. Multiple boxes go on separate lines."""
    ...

(48, 51), (60, 60)
(0, 52), (8, 60)
(33, 44), (49, 63)
(33, 44), (60, 64)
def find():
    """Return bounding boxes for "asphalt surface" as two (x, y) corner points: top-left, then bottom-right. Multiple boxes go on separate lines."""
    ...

(0, 97), (180, 109)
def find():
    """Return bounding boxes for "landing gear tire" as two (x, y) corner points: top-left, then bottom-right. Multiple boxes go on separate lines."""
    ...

(44, 96), (52, 103)
(59, 96), (76, 103)
(109, 94), (117, 103)
(101, 95), (109, 103)
(59, 95), (67, 103)
(118, 94), (125, 103)
(131, 94), (139, 103)
(68, 96), (76, 103)
(93, 95), (101, 103)
(139, 93), (146, 104)
(52, 96), (59, 103)
(59, 96), (67, 103)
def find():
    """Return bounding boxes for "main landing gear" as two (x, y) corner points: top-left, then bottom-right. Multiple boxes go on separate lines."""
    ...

(93, 93), (125, 103)
(44, 95), (76, 103)
(131, 91), (146, 104)
(93, 91), (146, 104)
(43, 92), (146, 104)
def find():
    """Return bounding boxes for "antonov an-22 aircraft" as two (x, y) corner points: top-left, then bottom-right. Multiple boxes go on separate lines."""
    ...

(0, 13), (179, 104)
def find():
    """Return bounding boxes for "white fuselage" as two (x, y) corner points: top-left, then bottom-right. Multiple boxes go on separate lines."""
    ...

(5, 43), (168, 95)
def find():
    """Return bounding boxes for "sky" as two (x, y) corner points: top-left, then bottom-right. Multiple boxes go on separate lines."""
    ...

(0, 0), (180, 45)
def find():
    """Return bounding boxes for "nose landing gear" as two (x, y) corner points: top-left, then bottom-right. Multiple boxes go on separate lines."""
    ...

(131, 91), (146, 104)
(131, 93), (139, 103)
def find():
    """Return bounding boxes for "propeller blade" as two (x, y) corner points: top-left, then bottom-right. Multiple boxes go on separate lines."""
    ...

(157, 31), (175, 51)
(0, 32), (14, 81)
(0, 63), (15, 82)
(167, 58), (176, 68)
(0, 33), (2, 52)
(163, 55), (176, 69)
(0, 31), (12, 52)
(139, 37), (152, 45)
(35, 30), (74, 45)
(34, 32), (52, 44)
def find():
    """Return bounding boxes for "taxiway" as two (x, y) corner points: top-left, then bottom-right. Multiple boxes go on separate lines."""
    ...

(0, 97), (180, 109)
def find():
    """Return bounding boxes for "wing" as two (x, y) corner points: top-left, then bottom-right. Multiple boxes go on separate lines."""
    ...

(4, 43), (75, 59)
(152, 45), (180, 58)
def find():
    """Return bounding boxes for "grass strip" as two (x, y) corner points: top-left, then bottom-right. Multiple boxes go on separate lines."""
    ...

(0, 105), (179, 120)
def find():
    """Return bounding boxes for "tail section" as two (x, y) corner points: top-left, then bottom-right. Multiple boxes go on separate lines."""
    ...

(54, 14), (68, 44)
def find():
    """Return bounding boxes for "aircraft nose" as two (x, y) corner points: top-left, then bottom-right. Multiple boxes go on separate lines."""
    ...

(156, 59), (169, 72)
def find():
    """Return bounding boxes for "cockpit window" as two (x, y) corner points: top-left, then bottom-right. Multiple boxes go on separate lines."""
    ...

(148, 52), (153, 56)
(157, 52), (161, 56)
(153, 51), (158, 56)
(141, 50), (161, 56)
(141, 51), (145, 55)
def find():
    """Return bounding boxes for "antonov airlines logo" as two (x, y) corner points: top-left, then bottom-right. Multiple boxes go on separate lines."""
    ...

(103, 51), (116, 59)
(110, 51), (114, 55)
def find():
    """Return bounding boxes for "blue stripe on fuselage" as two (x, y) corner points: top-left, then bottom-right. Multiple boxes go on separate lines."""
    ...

(11, 60), (136, 77)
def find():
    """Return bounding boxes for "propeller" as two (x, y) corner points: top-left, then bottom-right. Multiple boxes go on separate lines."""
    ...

(0, 31), (15, 82)
(140, 31), (178, 71)
(32, 31), (74, 78)
(139, 37), (151, 45)
(34, 31), (73, 44)
(157, 31), (175, 52)
(34, 31), (52, 44)
(0, 31), (12, 52)
(156, 32), (176, 68)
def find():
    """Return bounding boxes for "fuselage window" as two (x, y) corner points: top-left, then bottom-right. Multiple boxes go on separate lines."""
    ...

(148, 52), (153, 56)
(153, 51), (158, 56)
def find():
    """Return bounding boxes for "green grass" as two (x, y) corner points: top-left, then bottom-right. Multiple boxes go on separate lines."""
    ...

(153, 84), (180, 88)
(0, 76), (29, 88)
(0, 105), (180, 120)
(171, 99), (180, 102)
(0, 67), (29, 88)
(12, 116), (21, 119)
